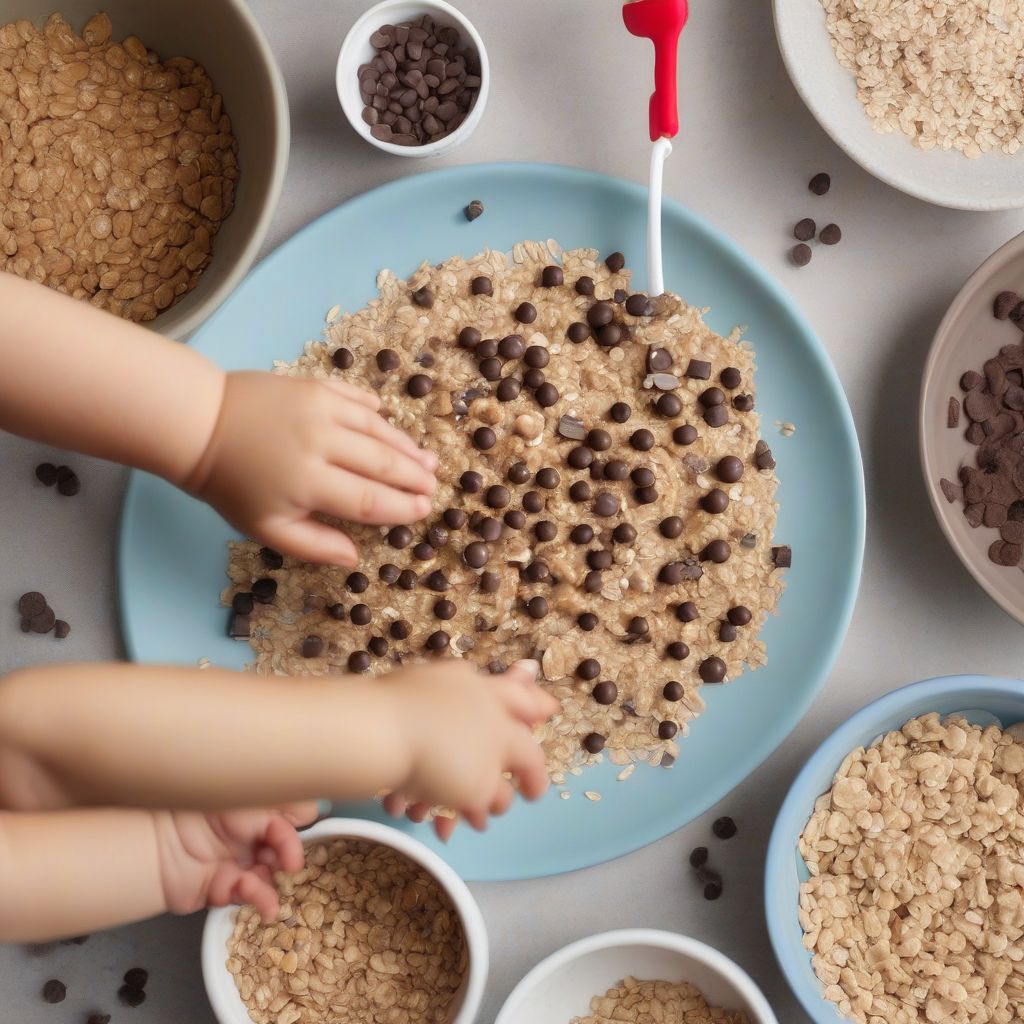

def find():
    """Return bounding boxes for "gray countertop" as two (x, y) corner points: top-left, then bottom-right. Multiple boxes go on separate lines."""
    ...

(5, 1), (1024, 1021)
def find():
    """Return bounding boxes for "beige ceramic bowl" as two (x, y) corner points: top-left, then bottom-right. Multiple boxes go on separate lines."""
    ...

(920, 231), (1024, 624)
(0, 1), (289, 339)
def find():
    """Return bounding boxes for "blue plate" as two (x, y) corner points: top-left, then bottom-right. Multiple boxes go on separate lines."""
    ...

(765, 675), (1024, 1023)
(118, 162), (864, 881)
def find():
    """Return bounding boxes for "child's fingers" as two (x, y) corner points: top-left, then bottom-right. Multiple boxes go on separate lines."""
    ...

(315, 467), (432, 526)
(233, 871), (283, 924)
(434, 814), (458, 843)
(461, 806), (489, 832)
(264, 518), (359, 567)
(490, 780), (516, 817)
(329, 429), (437, 496)
(382, 792), (407, 817)
(277, 800), (321, 828)
(336, 403), (437, 471)
(405, 801), (431, 823)
(263, 815), (306, 873)
(506, 732), (550, 802)
(498, 667), (560, 726)
(319, 379), (381, 410)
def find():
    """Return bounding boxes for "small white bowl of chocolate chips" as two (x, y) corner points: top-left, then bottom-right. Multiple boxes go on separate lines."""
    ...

(336, 0), (488, 157)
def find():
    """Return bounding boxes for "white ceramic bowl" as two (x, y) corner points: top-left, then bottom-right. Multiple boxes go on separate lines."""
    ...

(495, 929), (778, 1024)
(773, 0), (1024, 210)
(201, 818), (488, 1024)
(336, 0), (489, 158)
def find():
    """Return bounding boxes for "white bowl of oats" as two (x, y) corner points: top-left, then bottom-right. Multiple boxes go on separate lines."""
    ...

(201, 817), (487, 1024)
(767, 675), (1024, 1024)
(774, 0), (1024, 210)
(495, 929), (777, 1024)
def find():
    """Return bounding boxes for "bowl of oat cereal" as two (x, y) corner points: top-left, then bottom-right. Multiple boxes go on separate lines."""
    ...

(495, 928), (777, 1024)
(0, 1), (288, 337)
(201, 817), (487, 1024)
(766, 675), (1024, 1024)
(774, 0), (1024, 210)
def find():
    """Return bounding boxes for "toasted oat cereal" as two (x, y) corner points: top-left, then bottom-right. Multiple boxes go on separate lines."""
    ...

(799, 713), (1024, 1024)
(226, 839), (466, 1024)
(820, 0), (1024, 157)
(571, 976), (750, 1024)
(0, 12), (238, 319)
(223, 242), (788, 777)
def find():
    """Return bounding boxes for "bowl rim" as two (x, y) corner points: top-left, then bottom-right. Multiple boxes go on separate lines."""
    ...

(765, 673), (1024, 1024)
(200, 816), (488, 1024)
(334, 0), (490, 159)
(919, 228), (1024, 627)
(160, 0), (290, 339)
(494, 928), (779, 1024)
(771, 0), (1024, 212)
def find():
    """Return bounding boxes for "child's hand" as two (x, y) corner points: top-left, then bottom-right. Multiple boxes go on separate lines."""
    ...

(381, 660), (559, 840)
(185, 371), (438, 566)
(153, 802), (319, 922)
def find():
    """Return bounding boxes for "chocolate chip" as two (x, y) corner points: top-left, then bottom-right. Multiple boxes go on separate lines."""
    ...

(424, 570), (449, 591)
(581, 429), (609, 454)
(794, 218), (816, 241)
(720, 368), (742, 391)
(701, 489), (729, 514)
(587, 301), (615, 328)
(629, 466), (658, 490)
(535, 382), (559, 407)
(596, 323), (624, 347)
(427, 525), (449, 549)
(390, 620), (411, 640)
(471, 276), (493, 296)
(480, 571), (500, 593)
(228, 613), (250, 639)
(627, 615), (648, 636)
(663, 680), (684, 701)
(536, 467), (560, 489)
(659, 563), (684, 584)
(587, 549), (613, 570)
(35, 462), (57, 486)
(597, 460), (622, 482)
(593, 680), (618, 704)
(719, 622), (737, 643)
(426, 630), (450, 651)
(713, 815), (737, 839)
(458, 326), (481, 349)
(53, 619), (70, 639)
(578, 612), (599, 631)
(590, 461), (605, 480)
(407, 373), (433, 398)
(689, 846), (708, 868)
(673, 424), (698, 446)
(541, 265), (564, 287)
(412, 286), (434, 308)
(820, 223), (842, 245)
(610, 402), (631, 423)
(700, 656), (727, 683)
(523, 490), (544, 512)
(791, 243), (812, 267)
(56, 468), (80, 496)
(525, 345), (550, 369)
(568, 446), (593, 469)
(626, 293), (651, 316)
(397, 569), (418, 590)
(376, 349), (400, 371)
(460, 470), (483, 494)
(253, 577), (279, 602)
(503, 509), (525, 529)
(484, 484), (510, 508)
(995, 291), (1020, 320)
(524, 559), (550, 583)
(479, 356), (502, 381)
(636, 485), (658, 504)
(660, 516), (683, 538)
(593, 492), (619, 517)
(368, 636), (388, 657)
(524, 367), (546, 389)
(344, 573), (369, 595)
(685, 359), (711, 380)
(666, 641), (690, 661)
(704, 405), (729, 428)
(658, 720), (679, 739)
(702, 539), (731, 563)
(514, 302), (537, 324)
(260, 547), (284, 571)
(575, 276), (596, 296)
(727, 606), (752, 627)
(571, 524), (594, 544)
(717, 456), (744, 483)
(463, 541), (490, 568)
(300, 635), (324, 658)
(231, 592), (254, 616)
(569, 481), (592, 503)
(613, 523), (637, 544)
(443, 507), (467, 529)
(655, 393), (682, 417)
(703, 880), (723, 900)
(18, 591), (46, 617)
(582, 732), (606, 754)
(567, 322), (590, 343)
(676, 601), (699, 622)
(605, 251), (626, 272)
(499, 334), (525, 359)
(42, 980), (66, 1004)
(630, 428), (654, 451)
(809, 172), (831, 195)
(772, 545), (792, 568)
(754, 440), (776, 471)
(464, 199), (484, 221)
(577, 658), (601, 679)
(476, 516), (501, 542)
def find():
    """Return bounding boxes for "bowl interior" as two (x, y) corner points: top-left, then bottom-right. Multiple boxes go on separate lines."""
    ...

(766, 675), (1024, 1024)
(336, 0), (485, 156)
(773, 0), (1024, 210)
(921, 232), (1024, 625)
(496, 935), (772, 1024)
(0, 0), (285, 338)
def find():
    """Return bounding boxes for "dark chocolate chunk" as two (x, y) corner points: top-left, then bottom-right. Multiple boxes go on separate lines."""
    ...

(583, 732), (606, 754)
(712, 816), (737, 839)
(464, 199), (484, 221)
(820, 223), (842, 245)
(754, 440), (776, 471)
(791, 243), (812, 267)
(42, 981), (66, 1004)
(794, 218), (816, 242)
(253, 577), (279, 602)
(686, 359), (711, 380)
(626, 293), (652, 316)
(35, 462), (58, 486)
(809, 172), (831, 195)
(56, 468), (80, 496)
(232, 592), (255, 616)
(772, 545), (792, 568)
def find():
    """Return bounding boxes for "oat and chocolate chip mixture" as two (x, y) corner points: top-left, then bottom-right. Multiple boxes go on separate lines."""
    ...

(224, 241), (788, 776)
(799, 714), (1024, 1024)
(227, 839), (466, 1024)
(0, 12), (238, 321)
(570, 977), (750, 1024)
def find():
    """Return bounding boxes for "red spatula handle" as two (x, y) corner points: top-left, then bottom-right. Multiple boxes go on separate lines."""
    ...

(622, 0), (688, 141)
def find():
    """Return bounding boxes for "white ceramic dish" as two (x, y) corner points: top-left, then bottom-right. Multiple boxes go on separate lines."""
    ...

(494, 929), (778, 1024)
(773, 0), (1024, 211)
(336, 0), (489, 158)
(201, 817), (488, 1024)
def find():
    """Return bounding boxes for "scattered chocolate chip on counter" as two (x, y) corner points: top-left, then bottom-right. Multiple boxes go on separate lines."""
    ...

(41, 979), (67, 1004)
(360, 15), (482, 147)
(34, 462), (58, 487)
(809, 172), (831, 195)
(464, 199), (484, 222)
(791, 243), (812, 267)
(712, 815), (737, 839)
(819, 223), (842, 246)
(17, 591), (68, 638)
(794, 218), (816, 242)
(117, 985), (146, 1008)
(87, 1016), (112, 1024)
(948, 396), (960, 428)
(34, 462), (80, 496)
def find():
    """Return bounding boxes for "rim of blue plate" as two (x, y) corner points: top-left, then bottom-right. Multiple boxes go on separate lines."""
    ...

(765, 674), (1024, 1023)
(118, 162), (865, 878)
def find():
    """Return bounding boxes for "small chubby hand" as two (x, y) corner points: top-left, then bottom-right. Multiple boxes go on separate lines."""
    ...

(186, 371), (437, 567)
(153, 802), (319, 922)
(381, 659), (560, 841)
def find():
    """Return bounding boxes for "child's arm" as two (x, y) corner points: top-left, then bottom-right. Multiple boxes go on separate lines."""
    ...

(0, 274), (437, 566)
(0, 660), (556, 818)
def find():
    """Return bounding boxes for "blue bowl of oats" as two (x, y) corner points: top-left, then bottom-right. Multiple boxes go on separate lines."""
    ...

(766, 675), (1024, 1023)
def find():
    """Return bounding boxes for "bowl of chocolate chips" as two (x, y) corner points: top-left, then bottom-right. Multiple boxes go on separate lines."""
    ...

(336, 0), (488, 156)
(921, 229), (1024, 625)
